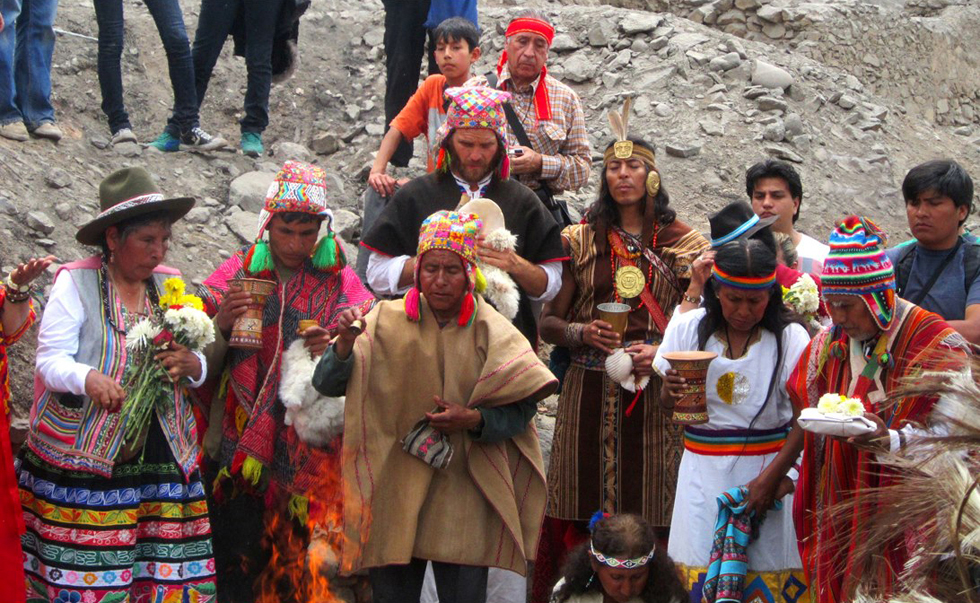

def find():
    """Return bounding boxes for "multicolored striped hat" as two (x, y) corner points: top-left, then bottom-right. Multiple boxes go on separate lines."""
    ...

(432, 86), (512, 179)
(256, 160), (333, 238)
(405, 210), (487, 327)
(244, 160), (344, 277)
(821, 216), (896, 330)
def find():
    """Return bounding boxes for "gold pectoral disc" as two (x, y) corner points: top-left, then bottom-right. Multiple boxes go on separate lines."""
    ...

(615, 265), (646, 298)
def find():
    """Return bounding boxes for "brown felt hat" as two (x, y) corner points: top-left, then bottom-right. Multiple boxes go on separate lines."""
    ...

(76, 167), (195, 246)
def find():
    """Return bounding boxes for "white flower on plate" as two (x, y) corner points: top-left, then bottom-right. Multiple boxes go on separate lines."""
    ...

(125, 319), (162, 351)
(840, 398), (866, 417)
(817, 393), (845, 414)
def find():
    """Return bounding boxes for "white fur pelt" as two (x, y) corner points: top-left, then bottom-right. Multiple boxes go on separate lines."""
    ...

(279, 338), (344, 447)
(479, 228), (521, 320)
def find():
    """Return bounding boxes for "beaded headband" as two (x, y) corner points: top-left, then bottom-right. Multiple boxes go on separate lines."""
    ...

(590, 541), (656, 569)
(712, 264), (777, 290)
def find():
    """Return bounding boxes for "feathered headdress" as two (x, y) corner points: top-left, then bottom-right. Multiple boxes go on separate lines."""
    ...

(604, 97), (661, 246)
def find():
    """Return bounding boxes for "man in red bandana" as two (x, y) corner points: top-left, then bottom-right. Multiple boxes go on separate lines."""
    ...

(493, 11), (591, 202)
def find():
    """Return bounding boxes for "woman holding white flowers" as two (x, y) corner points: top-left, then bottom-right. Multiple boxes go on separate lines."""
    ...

(18, 167), (216, 603)
(652, 202), (811, 602)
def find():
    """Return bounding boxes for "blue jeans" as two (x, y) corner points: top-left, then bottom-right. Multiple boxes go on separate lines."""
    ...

(93, 0), (198, 135)
(0, 0), (58, 128)
(192, 0), (284, 134)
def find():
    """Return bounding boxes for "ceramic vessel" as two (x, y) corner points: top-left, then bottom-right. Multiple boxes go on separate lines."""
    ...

(662, 351), (718, 425)
(229, 278), (276, 349)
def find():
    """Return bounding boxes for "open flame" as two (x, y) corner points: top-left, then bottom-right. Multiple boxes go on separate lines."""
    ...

(254, 448), (359, 603)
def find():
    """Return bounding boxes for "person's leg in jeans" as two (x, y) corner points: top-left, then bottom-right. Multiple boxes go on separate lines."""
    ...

(13, 0), (57, 128)
(431, 561), (489, 603)
(0, 0), (24, 127)
(381, 0), (429, 167)
(92, 0), (130, 134)
(190, 0), (235, 114)
(369, 558), (429, 603)
(143, 0), (197, 137)
(238, 0), (283, 136)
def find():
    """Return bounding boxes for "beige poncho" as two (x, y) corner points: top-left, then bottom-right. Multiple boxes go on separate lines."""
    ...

(341, 296), (558, 575)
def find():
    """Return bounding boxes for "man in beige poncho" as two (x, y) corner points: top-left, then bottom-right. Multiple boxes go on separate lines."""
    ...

(313, 209), (557, 603)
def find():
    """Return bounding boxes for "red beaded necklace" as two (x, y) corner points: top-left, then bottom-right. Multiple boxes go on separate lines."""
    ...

(607, 224), (659, 307)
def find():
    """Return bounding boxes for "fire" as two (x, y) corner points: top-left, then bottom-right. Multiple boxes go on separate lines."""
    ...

(255, 447), (362, 603)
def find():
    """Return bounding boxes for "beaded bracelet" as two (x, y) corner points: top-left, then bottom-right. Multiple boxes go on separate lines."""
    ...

(4, 283), (32, 303)
(564, 322), (585, 347)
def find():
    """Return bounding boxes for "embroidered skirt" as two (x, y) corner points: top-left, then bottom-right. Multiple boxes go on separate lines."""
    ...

(16, 419), (216, 603)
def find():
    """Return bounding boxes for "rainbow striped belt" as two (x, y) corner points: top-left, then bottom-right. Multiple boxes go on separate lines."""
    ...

(683, 422), (790, 456)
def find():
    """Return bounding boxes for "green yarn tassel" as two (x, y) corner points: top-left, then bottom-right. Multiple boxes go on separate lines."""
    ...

(288, 494), (310, 524)
(241, 455), (264, 487)
(474, 266), (487, 294)
(311, 232), (343, 271)
(246, 241), (274, 275)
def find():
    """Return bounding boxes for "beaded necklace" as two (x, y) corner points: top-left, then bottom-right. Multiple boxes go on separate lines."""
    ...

(100, 257), (162, 334)
(607, 224), (658, 307)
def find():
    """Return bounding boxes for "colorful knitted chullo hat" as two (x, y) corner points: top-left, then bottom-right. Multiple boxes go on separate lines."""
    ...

(821, 216), (896, 330)
(245, 160), (344, 276)
(432, 86), (513, 179)
(405, 210), (487, 327)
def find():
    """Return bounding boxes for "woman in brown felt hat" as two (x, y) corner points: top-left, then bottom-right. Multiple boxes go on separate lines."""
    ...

(16, 167), (217, 602)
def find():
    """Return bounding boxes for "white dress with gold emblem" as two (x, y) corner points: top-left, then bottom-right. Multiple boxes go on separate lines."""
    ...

(652, 308), (811, 601)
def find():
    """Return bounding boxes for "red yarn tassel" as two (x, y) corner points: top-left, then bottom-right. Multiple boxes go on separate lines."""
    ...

(458, 292), (475, 326)
(405, 287), (421, 322)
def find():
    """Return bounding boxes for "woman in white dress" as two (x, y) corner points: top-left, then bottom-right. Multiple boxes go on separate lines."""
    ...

(551, 514), (688, 603)
(653, 207), (811, 603)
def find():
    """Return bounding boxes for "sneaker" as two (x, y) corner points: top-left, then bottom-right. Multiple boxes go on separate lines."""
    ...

(148, 131), (180, 152)
(110, 128), (138, 145)
(32, 122), (63, 141)
(0, 121), (29, 142)
(181, 126), (227, 151)
(241, 132), (263, 157)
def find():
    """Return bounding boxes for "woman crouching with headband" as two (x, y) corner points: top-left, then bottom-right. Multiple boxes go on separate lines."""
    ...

(652, 202), (811, 602)
(552, 513), (688, 603)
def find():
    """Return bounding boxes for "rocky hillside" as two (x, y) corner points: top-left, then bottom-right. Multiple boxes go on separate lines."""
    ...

(3, 0), (979, 424)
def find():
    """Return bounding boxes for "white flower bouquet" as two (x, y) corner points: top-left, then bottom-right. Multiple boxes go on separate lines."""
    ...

(119, 278), (215, 444)
(798, 393), (876, 437)
(782, 273), (821, 330)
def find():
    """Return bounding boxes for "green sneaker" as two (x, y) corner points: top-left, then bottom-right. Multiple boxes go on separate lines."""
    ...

(241, 132), (264, 157)
(148, 131), (180, 152)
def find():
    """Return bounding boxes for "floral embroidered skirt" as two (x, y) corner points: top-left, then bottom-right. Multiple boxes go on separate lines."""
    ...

(16, 419), (216, 603)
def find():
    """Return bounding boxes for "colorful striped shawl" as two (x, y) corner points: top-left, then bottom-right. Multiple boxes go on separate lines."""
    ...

(195, 248), (373, 495)
(786, 300), (965, 601)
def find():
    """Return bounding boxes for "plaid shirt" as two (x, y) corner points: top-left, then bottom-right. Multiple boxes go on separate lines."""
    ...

(498, 66), (591, 194)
